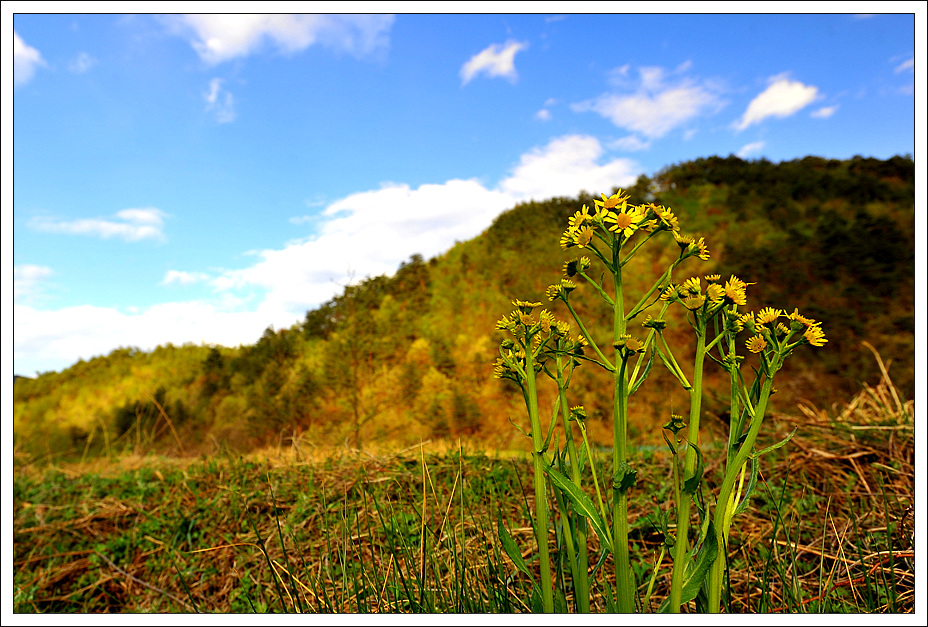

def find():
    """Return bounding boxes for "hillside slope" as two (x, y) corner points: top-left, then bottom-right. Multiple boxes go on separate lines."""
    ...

(13, 154), (915, 460)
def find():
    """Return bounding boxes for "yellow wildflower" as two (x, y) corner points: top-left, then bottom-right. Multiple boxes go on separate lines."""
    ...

(576, 225), (595, 247)
(756, 307), (784, 324)
(724, 276), (750, 306)
(707, 283), (726, 303)
(560, 228), (577, 250)
(568, 204), (593, 229)
(682, 276), (702, 295)
(804, 324), (828, 347)
(512, 299), (542, 313)
(603, 205), (646, 239)
(746, 335), (768, 353)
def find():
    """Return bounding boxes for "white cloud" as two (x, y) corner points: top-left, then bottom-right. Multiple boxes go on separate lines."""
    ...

(15, 136), (638, 375)
(162, 270), (210, 286)
(168, 14), (394, 64)
(68, 52), (96, 73)
(894, 57), (914, 73)
(499, 135), (637, 201)
(573, 64), (725, 138)
(610, 135), (651, 151)
(28, 208), (167, 242)
(14, 265), (53, 303)
(733, 75), (820, 131)
(811, 105), (838, 119)
(13, 302), (286, 377)
(460, 40), (528, 85)
(14, 31), (45, 86)
(535, 109), (552, 121)
(737, 141), (766, 158)
(204, 78), (236, 123)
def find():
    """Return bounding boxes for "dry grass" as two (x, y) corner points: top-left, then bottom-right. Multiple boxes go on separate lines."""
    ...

(13, 345), (916, 613)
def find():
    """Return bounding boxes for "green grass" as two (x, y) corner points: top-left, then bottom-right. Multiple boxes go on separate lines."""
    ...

(13, 367), (915, 614)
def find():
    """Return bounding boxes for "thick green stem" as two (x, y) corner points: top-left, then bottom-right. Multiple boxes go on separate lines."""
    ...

(668, 326), (707, 612)
(611, 251), (634, 613)
(523, 345), (554, 613)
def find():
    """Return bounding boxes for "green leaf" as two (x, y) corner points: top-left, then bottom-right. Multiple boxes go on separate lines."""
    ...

(658, 520), (719, 612)
(497, 510), (532, 578)
(613, 462), (638, 493)
(682, 442), (704, 495)
(680, 520), (719, 604)
(544, 465), (613, 554)
(628, 347), (655, 395)
(752, 427), (797, 459)
(732, 455), (760, 517)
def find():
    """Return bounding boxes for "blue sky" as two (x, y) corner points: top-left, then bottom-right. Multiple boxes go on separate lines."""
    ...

(8, 8), (920, 377)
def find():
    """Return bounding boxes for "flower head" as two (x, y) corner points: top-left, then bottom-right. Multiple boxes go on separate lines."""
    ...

(512, 299), (542, 314)
(756, 307), (784, 325)
(707, 283), (726, 303)
(603, 204), (646, 240)
(746, 334), (768, 353)
(596, 190), (630, 212)
(649, 204), (680, 232)
(659, 284), (679, 301)
(682, 276), (702, 295)
(568, 204), (593, 229)
(724, 276), (750, 306)
(803, 324), (828, 347)
(575, 225), (595, 247)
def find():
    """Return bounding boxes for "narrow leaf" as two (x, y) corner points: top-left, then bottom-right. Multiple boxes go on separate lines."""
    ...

(545, 465), (613, 554)
(658, 520), (719, 612)
(752, 428), (797, 459)
(629, 347), (655, 395)
(682, 442), (705, 495)
(498, 510), (532, 578)
(733, 455), (760, 517)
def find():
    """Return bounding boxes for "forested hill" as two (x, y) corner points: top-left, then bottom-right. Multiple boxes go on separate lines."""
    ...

(13, 154), (916, 460)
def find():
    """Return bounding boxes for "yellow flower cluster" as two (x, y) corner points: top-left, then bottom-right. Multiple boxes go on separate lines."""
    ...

(558, 191), (684, 251)
(741, 306), (828, 354)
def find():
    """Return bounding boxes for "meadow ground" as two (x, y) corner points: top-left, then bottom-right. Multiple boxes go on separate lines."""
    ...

(12, 364), (915, 614)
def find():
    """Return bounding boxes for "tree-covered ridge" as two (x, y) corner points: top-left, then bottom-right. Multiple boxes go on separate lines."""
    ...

(13, 154), (915, 461)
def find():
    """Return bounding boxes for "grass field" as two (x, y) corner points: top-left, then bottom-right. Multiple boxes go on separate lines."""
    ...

(12, 363), (915, 614)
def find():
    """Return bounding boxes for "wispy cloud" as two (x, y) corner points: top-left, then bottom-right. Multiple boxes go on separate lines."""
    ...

(14, 31), (45, 87)
(162, 270), (211, 286)
(894, 57), (914, 73)
(204, 78), (236, 123)
(166, 14), (395, 64)
(733, 74), (820, 131)
(811, 105), (838, 119)
(460, 40), (528, 85)
(28, 208), (168, 242)
(14, 265), (54, 304)
(737, 141), (766, 158)
(610, 135), (651, 152)
(572, 63), (725, 140)
(68, 52), (97, 74)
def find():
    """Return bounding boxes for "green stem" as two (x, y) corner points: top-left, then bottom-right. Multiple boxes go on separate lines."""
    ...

(708, 367), (778, 612)
(668, 325), (707, 612)
(523, 343), (554, 613)
(556, 353), (590, 612)
(624, 264), (673, 321)
(611, 248), (634, 614)
(578, 269), (616, 307)
(564, 300), (615, 371)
